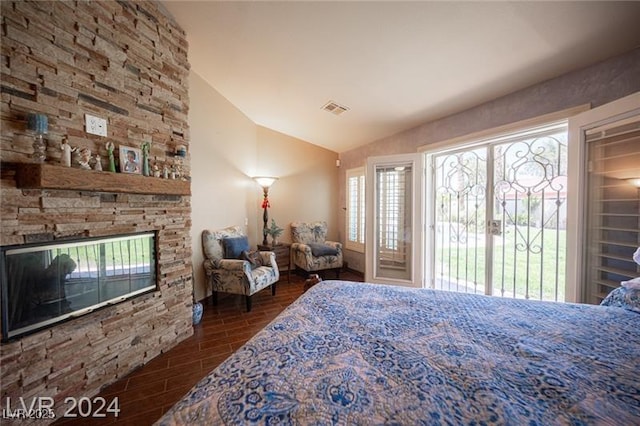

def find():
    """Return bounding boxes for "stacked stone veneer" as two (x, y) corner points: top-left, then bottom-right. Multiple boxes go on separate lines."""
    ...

(0, 0), (192, 420)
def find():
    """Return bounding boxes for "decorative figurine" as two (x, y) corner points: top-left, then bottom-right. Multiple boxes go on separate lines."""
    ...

(106, 141), (116, 172)
(60, 137), (75, 167)
(141, 141), (151, 176)
(77, 147), (92, 170)
(93, 155), (102, 171)
(152, 164), (161, 178)
(162, 164), (169, 179)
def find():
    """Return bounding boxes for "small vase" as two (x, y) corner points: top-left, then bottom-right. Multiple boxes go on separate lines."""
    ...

(32, 134), (46, 163)
(192, 302), (203, 325)
(271, 236), (278, 247)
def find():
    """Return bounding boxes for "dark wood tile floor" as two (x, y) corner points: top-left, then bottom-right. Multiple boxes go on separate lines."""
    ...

(55, 270), (363, 425)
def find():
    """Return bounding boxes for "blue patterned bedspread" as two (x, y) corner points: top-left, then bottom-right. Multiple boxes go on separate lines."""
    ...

(157, 281), (640, 425)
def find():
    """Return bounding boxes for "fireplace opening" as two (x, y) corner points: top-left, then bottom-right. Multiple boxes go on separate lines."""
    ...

(1, 232), (157, 341)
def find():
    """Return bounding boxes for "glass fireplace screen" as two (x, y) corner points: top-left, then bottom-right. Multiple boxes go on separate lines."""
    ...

(1, 232), (156, 341)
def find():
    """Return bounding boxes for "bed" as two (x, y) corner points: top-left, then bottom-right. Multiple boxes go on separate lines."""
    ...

(157, 281), (640, 425)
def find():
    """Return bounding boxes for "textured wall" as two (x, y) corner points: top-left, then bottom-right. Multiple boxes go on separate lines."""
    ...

(340, 48), (640, 167)
(0, 1), (192, 421)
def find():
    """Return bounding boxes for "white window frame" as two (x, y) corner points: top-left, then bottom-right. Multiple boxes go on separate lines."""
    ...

(419, 104), (590, 301)
(366, 154), (424, 287)
(345, 166), (365, 253)
(566, 91), (640, 303)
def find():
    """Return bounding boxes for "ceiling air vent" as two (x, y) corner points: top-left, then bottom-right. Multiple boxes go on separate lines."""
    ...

(322, 101), (349, 116)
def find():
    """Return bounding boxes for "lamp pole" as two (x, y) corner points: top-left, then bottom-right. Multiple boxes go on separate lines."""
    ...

(254, 176), (278, 246)
(262, 186), (269, 246)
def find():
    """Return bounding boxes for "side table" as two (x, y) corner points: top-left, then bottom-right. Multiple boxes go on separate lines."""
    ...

(258, 243), (291, 283)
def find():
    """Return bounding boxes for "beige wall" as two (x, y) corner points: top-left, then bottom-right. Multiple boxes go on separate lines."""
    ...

(257, 126), (340, 244)
(189, 73), (339, 301)
(189, 71), (257, 301)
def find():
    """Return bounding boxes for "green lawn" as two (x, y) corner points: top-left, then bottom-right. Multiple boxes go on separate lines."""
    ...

(435, 227), (566, 301)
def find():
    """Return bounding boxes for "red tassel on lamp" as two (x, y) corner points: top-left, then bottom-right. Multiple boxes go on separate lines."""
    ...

(254, 177), (277, 246)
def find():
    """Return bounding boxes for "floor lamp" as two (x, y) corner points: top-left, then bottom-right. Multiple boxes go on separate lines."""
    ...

(254, 176), (278, 246)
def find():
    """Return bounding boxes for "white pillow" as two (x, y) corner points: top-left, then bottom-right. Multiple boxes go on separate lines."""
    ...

(621, 277), (640, 290)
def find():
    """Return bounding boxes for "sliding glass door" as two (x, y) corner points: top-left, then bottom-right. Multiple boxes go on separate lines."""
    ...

(431, 147), (489, 294)
(428, 123), (568, 301)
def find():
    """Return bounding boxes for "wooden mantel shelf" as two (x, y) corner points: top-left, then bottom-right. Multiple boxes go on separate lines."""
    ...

(7, 163), (190, 196)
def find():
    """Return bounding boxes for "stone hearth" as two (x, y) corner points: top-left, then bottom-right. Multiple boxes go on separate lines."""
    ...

(0, 1), (193, 422)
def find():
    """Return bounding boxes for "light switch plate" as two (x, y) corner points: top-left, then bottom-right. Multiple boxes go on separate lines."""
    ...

(85, 114), (107, 137)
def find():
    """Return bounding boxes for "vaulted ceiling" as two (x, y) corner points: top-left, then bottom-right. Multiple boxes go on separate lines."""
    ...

(161, 1), (640, 153)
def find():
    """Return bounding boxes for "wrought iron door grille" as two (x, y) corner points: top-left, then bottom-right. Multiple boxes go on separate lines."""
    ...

(492, 133), (567, 301)
(431, 123), (568, 301)
(434, 148), (487, 294)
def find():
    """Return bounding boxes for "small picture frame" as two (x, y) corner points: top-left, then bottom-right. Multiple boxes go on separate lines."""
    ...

(119, 145), (142, 174)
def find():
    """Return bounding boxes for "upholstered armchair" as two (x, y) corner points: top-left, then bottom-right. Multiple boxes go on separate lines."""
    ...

(290, 221), (343, 278)
(202, 225), (279, 312)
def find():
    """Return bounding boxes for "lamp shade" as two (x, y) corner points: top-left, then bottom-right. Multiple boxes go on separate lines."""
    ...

(27, 113), (48, 134)
(627, 178), (640, 188)
(254, 176), (277, 188)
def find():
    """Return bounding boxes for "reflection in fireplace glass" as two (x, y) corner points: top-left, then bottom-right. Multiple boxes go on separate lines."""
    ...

(1, 232), (156, 340)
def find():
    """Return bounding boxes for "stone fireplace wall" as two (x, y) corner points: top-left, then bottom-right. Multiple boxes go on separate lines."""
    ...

(0, 0), (192, 419)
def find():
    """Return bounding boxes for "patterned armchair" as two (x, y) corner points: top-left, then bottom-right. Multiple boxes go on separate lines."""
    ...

(202, 225), (279, 312)
(290, 221), (343, 278)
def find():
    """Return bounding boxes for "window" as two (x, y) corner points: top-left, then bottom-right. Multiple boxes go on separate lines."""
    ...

(366, 154), (423, 285)
(346, 167), (365, 252)
(376, 165), (411, 268)
(584, 120), (640, 304)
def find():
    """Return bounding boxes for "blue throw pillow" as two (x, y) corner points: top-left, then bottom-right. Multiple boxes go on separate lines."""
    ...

(308, 242), (338, 257)
(223, 236), (249, 259)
